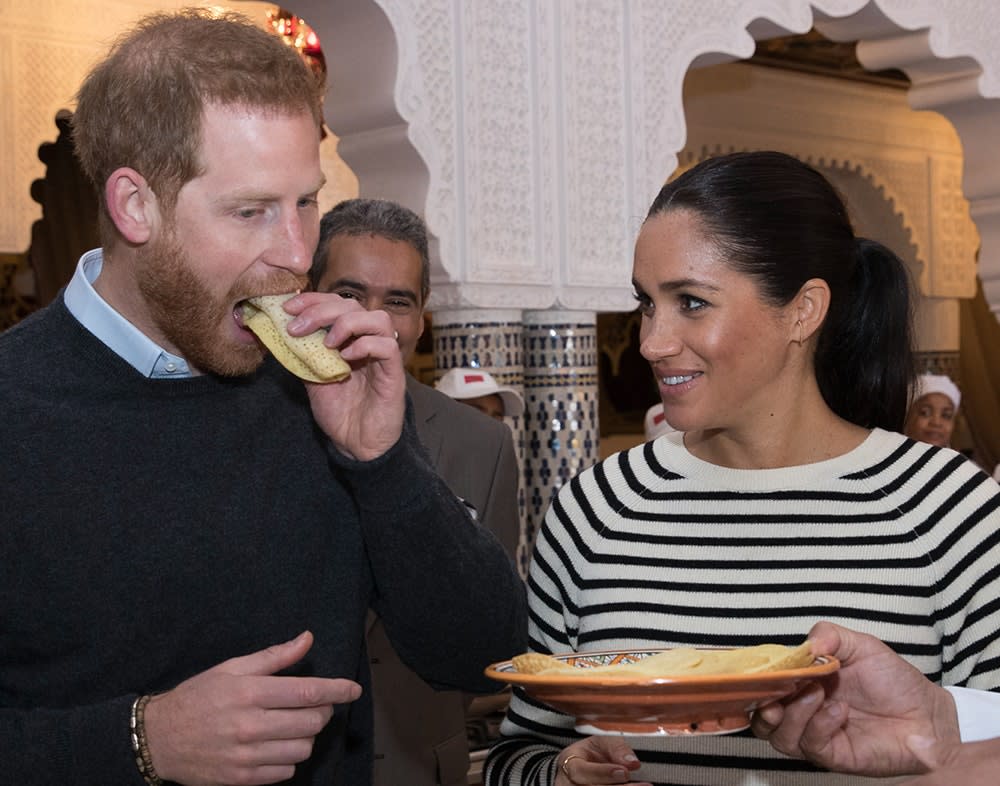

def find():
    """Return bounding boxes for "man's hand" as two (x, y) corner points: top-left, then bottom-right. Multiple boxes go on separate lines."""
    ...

(283, 293), (405, 461)
(553, 736), (650, 786)
(144, 631), (361, 786)
(751, 621), (960, 777)
(900, 735), (1000, 785)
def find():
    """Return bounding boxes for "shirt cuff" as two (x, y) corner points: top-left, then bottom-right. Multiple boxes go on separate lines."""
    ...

(945, 686), (1000, 742)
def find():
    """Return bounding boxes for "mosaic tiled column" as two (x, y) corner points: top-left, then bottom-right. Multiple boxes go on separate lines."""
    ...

(521, 310), (600, 575)
(431, 309), (528, 574)
(431, 309), (524, 383)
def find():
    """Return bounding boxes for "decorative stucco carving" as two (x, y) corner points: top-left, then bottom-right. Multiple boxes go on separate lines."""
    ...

(681, 62), (979, 301)
(0, 0), (353, 254)
(4, 0), (1000, 318)
(307, 0), (1000, 317)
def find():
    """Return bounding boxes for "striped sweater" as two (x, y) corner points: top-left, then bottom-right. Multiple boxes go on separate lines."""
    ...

(486, 429), (1000, 786)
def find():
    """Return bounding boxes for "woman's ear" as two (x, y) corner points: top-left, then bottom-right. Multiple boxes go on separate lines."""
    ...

(792, 278), (831, 344)
(104, 167), (158, 244)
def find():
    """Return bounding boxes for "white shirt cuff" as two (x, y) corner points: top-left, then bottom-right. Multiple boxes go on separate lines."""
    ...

(945, 686), (1000, 742)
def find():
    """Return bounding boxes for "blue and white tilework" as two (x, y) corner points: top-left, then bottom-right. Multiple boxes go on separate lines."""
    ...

(431, 309), (529, 574)
(521, 310), (600, 575)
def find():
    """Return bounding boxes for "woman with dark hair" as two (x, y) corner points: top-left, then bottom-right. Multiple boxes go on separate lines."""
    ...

(485, 151), (1000, 786)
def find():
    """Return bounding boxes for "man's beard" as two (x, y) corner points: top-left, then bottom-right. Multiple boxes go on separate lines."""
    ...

(137, 228), (307, 377)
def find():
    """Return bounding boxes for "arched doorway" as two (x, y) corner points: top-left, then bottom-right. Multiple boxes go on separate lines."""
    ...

(292, 0), (1000, 550)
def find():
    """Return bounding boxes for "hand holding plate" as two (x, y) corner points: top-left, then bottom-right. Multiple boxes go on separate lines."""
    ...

(752, 621), (961, 777)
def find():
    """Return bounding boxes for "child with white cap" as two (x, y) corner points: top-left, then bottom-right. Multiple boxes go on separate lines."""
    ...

(904, 372), (961, 448)
(436, 368), (525, 422)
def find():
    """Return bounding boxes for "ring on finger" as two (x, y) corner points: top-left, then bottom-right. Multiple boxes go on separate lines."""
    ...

(560, 754), (583, 777)
(393, 330), (399, 341)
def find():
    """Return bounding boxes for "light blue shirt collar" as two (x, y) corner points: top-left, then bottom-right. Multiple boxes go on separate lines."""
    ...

(64, 249), (193, 378)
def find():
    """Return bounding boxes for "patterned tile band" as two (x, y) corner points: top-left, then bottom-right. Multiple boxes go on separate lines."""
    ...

(431, 309), (600, 576)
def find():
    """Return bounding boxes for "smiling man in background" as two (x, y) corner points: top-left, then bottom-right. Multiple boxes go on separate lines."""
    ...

(311, 198), (521, 786)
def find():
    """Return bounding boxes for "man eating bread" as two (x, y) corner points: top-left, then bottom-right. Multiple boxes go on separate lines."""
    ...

(0, 9), (525, 786)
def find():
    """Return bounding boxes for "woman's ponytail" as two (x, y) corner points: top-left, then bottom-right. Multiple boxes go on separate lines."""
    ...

(815, 238), (915, 431)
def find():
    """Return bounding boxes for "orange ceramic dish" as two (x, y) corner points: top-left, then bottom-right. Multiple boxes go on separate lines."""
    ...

(485, 648), (840, 736)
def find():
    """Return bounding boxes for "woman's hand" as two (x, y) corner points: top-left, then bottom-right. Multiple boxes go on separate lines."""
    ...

(554, 736), (651, 786)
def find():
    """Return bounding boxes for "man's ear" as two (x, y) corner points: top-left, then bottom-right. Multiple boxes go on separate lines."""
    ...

(104, 167), (158, 244)
(792, 278), (831, 344)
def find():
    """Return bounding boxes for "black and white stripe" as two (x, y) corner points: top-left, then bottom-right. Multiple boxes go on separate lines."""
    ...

(486, 429), (1000, 786)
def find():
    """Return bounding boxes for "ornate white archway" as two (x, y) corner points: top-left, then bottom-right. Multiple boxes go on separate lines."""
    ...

(676, 58), (979, 366)
(295, 0), (1000, 320)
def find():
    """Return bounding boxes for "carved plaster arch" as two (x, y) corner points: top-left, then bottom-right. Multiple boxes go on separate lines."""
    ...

(812, 157), (922, 277)
(292, 0), (1000, 320)
(678, 143), (925, 288)
(641, 1), (998, 316)
(676, 138), (975, 297)
(291, 0), (429, 205)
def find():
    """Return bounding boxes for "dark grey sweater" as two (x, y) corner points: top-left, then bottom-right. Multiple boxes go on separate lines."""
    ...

(0, 298), (526, 785)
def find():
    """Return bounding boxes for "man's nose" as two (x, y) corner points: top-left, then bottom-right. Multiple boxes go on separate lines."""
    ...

(274, 213), (314, 275)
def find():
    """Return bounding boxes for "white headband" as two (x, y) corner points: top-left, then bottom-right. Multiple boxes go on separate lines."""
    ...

(912, 374), (961, 409)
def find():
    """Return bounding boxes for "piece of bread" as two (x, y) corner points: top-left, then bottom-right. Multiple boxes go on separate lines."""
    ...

(511, 641), (813, 678)
(242, 294), (351, 383)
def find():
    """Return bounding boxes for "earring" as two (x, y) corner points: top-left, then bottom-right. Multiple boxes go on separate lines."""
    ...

(795, 320), (803, 346)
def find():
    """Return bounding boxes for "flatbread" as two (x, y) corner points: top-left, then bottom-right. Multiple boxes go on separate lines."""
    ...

(605, 648), (704, 675)
(738, 641), (814, 673)
(512, 650), (704, 676)
(242, 294), (351, 383)
(512, 641), (813, 678)
(512, 653), (569, 674)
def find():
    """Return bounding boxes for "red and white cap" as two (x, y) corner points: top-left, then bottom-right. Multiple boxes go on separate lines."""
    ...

(644, 402), (675, 440)
(435, 368), (525, 417)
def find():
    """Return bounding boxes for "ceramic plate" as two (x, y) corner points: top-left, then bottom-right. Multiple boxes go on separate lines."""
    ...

(485, 648), (839, 736)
